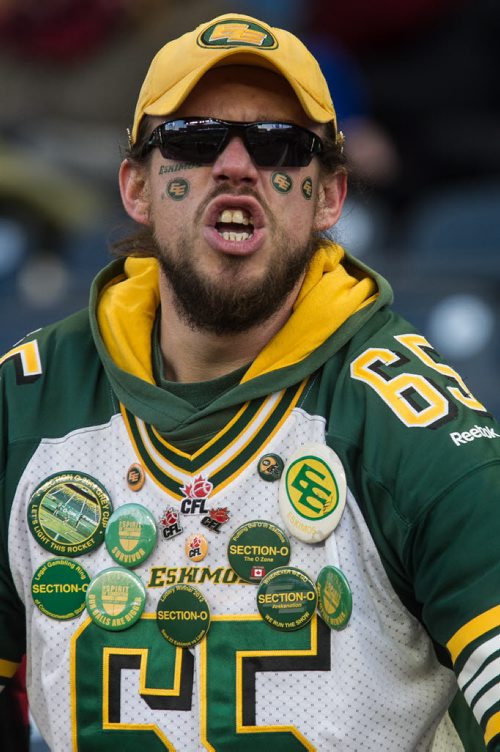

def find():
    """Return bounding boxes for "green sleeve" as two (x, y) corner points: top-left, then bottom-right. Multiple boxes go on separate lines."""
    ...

(0, 384), (26, 688)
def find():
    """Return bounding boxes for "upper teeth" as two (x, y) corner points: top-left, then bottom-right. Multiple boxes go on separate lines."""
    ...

(218, 209), (251, 225)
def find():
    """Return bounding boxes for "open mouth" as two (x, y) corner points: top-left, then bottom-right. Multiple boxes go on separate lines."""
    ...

(215, 208), (255, 242)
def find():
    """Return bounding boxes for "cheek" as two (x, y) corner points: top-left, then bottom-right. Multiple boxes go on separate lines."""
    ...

(267, 172), (317, 227)
(268, 172), (316, 202)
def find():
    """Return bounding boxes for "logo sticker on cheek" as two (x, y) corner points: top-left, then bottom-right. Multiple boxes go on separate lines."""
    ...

(166, 178), (190, 201)
(271, 172), (293, 194)
(301, 177), (313, 200)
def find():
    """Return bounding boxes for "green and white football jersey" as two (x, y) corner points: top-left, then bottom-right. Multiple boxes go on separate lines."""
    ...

(1, 244), (499, 751)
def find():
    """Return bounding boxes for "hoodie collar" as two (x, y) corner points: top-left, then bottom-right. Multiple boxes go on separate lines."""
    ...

(96, 241), (379, 386)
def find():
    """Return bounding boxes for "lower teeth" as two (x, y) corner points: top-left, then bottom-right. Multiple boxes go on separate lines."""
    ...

(221, 231), (251, 241)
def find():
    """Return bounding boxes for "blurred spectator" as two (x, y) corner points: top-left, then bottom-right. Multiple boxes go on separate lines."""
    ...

(309, 0), (500, 214)
(308, 0), (455, 54)
(0, 0), (130, 62)
(305, 35), (400, 190)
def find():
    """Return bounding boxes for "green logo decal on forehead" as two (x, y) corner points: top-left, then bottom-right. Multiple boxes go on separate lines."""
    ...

(198, 19), (277, 49)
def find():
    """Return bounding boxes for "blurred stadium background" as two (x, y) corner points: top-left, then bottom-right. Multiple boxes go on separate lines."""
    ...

(0, 1), (498, 749)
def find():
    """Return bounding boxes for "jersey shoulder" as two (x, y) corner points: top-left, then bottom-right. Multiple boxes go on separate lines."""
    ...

(0, 309), (116, 444)
(318, 307), (500, 519)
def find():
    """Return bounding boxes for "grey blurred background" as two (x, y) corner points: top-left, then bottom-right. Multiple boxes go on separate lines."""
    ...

(0, 1), (498, 749)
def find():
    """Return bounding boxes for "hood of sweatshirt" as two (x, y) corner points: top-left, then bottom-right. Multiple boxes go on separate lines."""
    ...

(90, 240), (392, 434)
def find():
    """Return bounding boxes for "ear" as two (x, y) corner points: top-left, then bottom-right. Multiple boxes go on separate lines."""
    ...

(313, 170), (347, 233)
(118, 159), (151, 226)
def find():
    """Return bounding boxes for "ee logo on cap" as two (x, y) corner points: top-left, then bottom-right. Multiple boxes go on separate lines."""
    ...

(198, 20), (277, 49)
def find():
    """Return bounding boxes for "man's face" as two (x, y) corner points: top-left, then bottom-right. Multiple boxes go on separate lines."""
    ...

(124, 66), (345, 334)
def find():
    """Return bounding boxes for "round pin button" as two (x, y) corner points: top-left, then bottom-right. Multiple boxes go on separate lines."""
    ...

(227, 520), (291, 583)
(257, 453), (284, 482)
(316, 565), (352, 630)
(31, 558), (90, 620)
(105, 503), (157, 568)
(28, 472), (113, 557)
(86, 567), (145, 631)
(279, 443), (347, 543)
(257, 566), (317, 631)
(185, 533), (208, 562)
(127, 463), (145, 492)
(156, 584), (210, 647)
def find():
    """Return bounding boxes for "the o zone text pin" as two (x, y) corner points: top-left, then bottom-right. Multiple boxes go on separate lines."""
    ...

(279, 443), (346, 543)
(227, 520), (290, 582)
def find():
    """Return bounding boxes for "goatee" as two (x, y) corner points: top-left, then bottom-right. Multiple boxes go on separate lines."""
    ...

(156, 232), (320, 336)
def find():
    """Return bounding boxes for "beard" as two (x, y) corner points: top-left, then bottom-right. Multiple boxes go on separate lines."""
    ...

(154, 193), (320, 336)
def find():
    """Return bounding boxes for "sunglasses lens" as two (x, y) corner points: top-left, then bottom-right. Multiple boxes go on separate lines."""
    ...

(247, 124), (316, 167)
(158, 121), (227, 163)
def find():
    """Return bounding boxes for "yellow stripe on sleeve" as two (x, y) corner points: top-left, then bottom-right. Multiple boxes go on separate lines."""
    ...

(0, 658), (20, 680)
(485, 710), (500, 745)
(447, 605), (500, 664)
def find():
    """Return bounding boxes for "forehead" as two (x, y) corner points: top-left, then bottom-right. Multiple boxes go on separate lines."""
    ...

(174, 65), (314, 127)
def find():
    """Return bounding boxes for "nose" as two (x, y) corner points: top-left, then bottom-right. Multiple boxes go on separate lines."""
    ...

(211, 136), (260, 186)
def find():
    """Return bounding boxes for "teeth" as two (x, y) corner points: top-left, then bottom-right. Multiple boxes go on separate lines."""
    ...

(218, 209), (251, 225)
(221, 231), (251, 242)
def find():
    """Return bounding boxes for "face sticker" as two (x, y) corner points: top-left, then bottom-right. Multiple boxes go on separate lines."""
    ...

(271, 172), (293, 194)
(301, 177), (313, 200)
(164, 178), (190, 201)
(159, 162), (201, 174)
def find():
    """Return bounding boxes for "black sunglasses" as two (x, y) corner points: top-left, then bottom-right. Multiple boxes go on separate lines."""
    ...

(142, 117), (323, 167)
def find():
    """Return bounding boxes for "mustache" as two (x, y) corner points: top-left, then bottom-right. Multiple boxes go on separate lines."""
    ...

(193, 184), (274, 227)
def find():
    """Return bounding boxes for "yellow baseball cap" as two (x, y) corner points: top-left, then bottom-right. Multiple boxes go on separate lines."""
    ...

(130, 13), (338, 144)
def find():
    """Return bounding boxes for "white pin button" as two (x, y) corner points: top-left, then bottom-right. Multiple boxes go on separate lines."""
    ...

(278, 443), (347, 543)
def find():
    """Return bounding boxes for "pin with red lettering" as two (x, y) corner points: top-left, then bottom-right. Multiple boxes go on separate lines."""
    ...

(279, 443), (346, 543)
